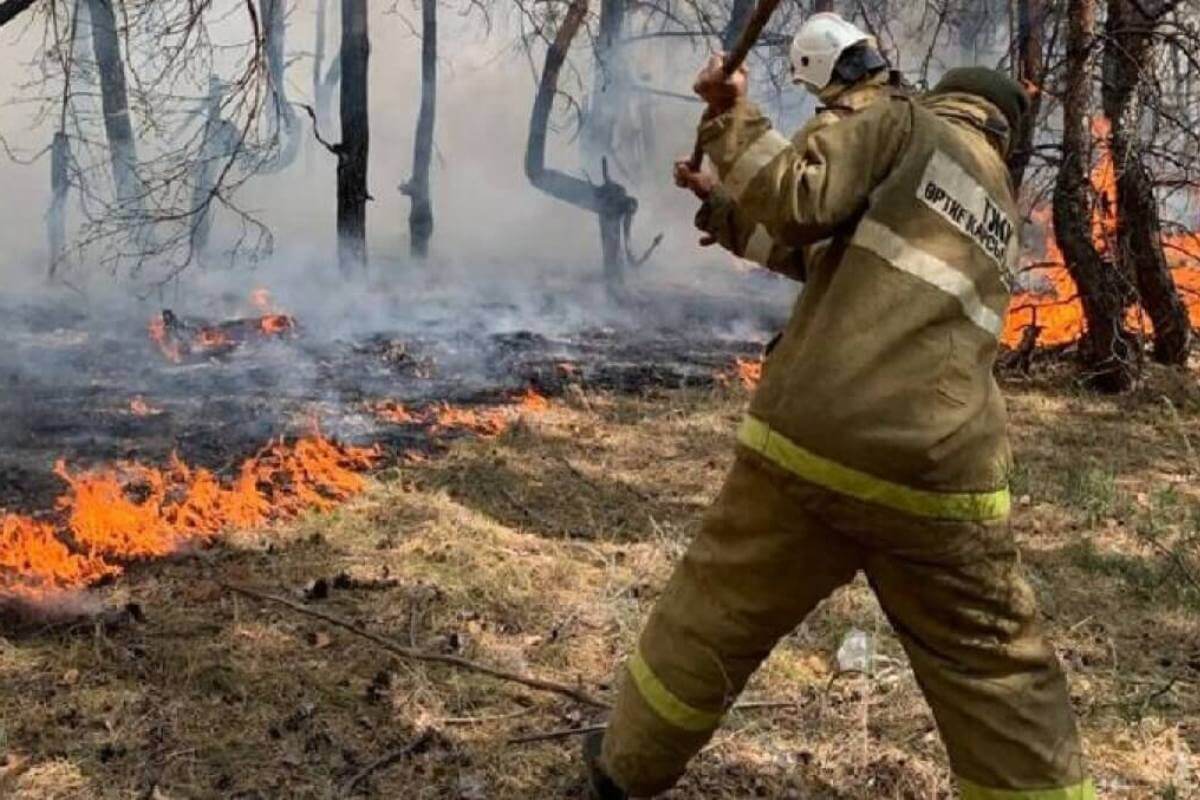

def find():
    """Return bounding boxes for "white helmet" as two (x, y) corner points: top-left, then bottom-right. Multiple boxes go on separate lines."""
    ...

(789, 13), (874, 92)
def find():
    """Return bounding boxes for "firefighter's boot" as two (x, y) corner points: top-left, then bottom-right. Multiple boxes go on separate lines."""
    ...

(583, 730), (627, 800)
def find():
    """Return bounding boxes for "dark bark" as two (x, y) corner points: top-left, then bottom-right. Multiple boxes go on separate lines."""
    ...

(1102, 0), (1191, 364)
(0, 0), (36, 29)
(811, 0), (834, 11)
(48, 131), (69, 279)
(724, 0), (755, 49)
(1007, 0), (1044, 189)
(86, 0), (140, 208)
(1054, 0), (1136, 391)
(402, 0), (436, 260)
(526, 0), (643, 294)
(337, 0), (370, 276)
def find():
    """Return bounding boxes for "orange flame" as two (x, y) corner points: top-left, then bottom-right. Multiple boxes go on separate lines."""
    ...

(1002, 115), (1200, 348)
(716, 357), (763, 390)
(1, 433), (378, 599)
(373, 400), (416, 425)
(0, 515), (116, 597)
(517, 387), (550, 412)
(148, 317), (182, 363)
(196, 328), (231, 349)
(259, 314), (295, 335)
(371, 388), (553, 437)
(250, 288), (273, 312)
(129, 397), (161, 416)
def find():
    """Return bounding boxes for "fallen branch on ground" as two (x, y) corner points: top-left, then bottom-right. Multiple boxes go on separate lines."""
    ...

(507, 724), (606, 745)
(339, 729), (433, 797)
(506, 700), (806, 745)
(221, 582), (610, 709)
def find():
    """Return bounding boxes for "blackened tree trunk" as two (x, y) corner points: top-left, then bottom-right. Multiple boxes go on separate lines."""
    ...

(1007, 0), (1044, 189)
(0, 0), (37, 29)
(526, 0), (642, 295)
(401, 0), (436, 259)
(1054, 0), (1136, 391)
(337, 0), (369, 275)
(1102, 0), (1190, 364)
(261, 0), (300, 170)
(86, 0), (141, 209)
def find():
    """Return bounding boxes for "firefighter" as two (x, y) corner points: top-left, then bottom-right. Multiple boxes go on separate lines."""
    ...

(675, 12), (903, 277)
(583, 61), (1095, 800)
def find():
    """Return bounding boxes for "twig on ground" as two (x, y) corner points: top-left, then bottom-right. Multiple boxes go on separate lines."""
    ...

(507, 723), (606, 745)
(221, 582), (611, 709)
(340, 730), (433, 797)
(506, 699), (803, 745)
(437, 708), (535, 726)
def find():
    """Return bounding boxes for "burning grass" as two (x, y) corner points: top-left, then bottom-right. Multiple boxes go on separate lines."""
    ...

(1, 369), (1197, 798)
(0, 432), (379, 599)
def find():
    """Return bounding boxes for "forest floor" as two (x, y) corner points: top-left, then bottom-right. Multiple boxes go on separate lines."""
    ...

(2, 362), (1200, 799)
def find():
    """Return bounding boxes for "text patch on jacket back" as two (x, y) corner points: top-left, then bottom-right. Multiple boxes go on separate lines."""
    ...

(917, 151), (1015, 282)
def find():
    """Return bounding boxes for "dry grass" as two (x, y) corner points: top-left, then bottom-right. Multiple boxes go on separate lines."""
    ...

(2, 368), (1199, 799)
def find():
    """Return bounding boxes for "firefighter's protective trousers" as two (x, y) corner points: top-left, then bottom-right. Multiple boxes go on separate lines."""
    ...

(600, 444), (1094, 799)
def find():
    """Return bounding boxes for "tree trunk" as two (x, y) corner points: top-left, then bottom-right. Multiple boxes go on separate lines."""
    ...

(584, 0), (626, 174)
(1054, 0), (1136, 391)
(526, 0), (638, 295)
(314, 0), (339, 133)
(337, 0), (370, 276)
(811, 0), (834, 12)
(0, 0), (37, 29)
(190, 78), (240, 262)
(48, 131), (69, 279)
(86, 0), (140, 209)
(403, 0), (436, 260)
(724, 0), (754, 49)
(261, 0), (300, 170)
(1102, 0), (1191, 364)
(1007, 0), (1044, 189)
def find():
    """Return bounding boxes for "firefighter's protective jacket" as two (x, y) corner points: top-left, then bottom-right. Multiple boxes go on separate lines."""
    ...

(700, 90), (1018, 520)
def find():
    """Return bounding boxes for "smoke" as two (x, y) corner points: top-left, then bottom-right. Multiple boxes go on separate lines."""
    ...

(0, 3), (759, 300)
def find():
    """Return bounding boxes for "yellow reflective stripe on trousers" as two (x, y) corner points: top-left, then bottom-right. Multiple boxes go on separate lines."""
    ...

(959, 777), (1097, 800)
(738, 416), (1010, 521)
(627, 650), (722, 732)
(723, 130), (790, 202)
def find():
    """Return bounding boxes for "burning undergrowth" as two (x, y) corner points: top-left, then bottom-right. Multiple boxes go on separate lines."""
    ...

(0, 283), (781, 608)
(1004, 117), (1200, 348)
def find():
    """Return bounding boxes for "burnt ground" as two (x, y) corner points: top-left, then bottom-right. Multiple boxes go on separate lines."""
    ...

(0, 286), (781, 515)
(0, 357), (1198, 798)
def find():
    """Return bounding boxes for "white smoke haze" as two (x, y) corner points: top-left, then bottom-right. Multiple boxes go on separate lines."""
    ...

(0, 2), (1024, 365)
(0, 2), (1001, 322)
(0, 3), (756, 313)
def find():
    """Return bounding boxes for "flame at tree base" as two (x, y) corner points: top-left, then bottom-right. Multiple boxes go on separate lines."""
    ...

(1, 433), (378, 600)
(1003, 117), (1200, 349)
